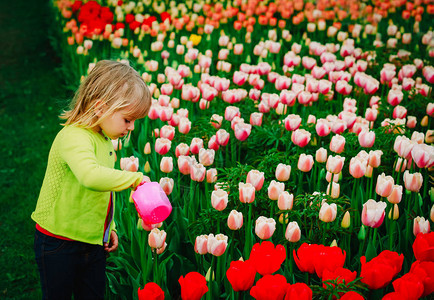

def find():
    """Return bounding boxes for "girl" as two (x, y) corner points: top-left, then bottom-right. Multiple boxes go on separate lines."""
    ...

(32, 60), (151, 299)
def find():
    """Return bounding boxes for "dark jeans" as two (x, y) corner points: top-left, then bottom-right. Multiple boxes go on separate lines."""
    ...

(34, 230), (106, 300)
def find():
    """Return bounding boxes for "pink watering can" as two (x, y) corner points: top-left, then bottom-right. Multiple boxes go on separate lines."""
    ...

(132, 182), (172, 224)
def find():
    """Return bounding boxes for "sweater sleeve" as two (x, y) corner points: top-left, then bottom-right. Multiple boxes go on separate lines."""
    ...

(58, 127), (143, 192)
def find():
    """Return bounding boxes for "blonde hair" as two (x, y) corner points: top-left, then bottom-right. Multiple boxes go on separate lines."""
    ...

(61, 60), (151, 129)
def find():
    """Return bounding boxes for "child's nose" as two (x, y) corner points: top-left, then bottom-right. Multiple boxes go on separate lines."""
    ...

(128, 121), (135, 131)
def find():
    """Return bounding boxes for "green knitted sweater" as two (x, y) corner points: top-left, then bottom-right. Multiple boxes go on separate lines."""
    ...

(31, 125), (143, 245)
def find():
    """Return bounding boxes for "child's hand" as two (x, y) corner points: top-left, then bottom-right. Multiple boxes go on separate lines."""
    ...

(104, 231), (118, 253)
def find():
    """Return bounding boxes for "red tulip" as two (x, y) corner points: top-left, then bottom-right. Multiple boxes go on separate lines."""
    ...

(138, 282), (165, 300)
(410, 260), (434, 297)
(178, 272), (208, 300)
(250, 274), (288, 300)
(313, 245), (346, 278)
(226, 260), (256, 292)
(413, 232), (434, 262)
(284, 283), (312, 300)
(392, 272), (424, 300)
(382, 292), (407, 300)
(249, 241), (286, 275)
(293, 243), (321, 274)
(322, 267), (357, 288)
(340, 291), (364, 300)
(360, 250), (404, 289)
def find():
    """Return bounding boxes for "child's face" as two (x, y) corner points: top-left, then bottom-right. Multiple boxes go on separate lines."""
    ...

(97, 108), (136, 140)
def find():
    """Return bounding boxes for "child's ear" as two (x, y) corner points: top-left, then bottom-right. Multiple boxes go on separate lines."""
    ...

(94, 99), (106, 117)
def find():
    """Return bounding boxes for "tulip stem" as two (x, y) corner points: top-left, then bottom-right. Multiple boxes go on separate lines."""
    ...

(153, 250), (159, 285)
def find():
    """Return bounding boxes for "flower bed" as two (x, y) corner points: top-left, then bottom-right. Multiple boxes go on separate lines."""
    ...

(52, 0), (433, 299)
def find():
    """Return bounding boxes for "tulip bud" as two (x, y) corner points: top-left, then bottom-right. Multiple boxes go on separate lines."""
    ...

(159, 177), (174, 195)
(330, 240), (338, 247)
(120, 156), (139, 172)
(206, 168), (217, 183)
(315, 147), (327, 163)
(207, 233), (228, 256)
(341, 211), (350, 228)
(144, 161), (151, 173)
(387, 185), (402, 204)
(275, 163), (291, 181)
(388, 204), (399, 220)
(421, 115), (428, 127)
(246, 170), (265, 191)
(144, 142), (151, 154)
(403, 171), (423, 193)
(358, 225), (366, 240)
(430, 204), (434, 223)
(239, 182), (255, 203)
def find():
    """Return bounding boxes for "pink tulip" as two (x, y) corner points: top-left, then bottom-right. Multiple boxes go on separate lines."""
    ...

(175, 143), (190, 158)
(302, 56), (317, 70)
(278, 191), (294, 210)
(387, 185), (402, 204)
(155, 138), (171, 155)
(358, 130), (375, 148)
(403, 171), (423, 192)
(211, 189), (228, 211)
(148, 228), (166, 249)
(159, 106), (173, 122)
(224, 106), (240, 121)
(208, 135), (219, 151)
(190, 138), (204, 155)
(298, 154), (314, 172)
(160, 125), (175, 141)
(307, 115), (316, 124)
(376, 173), (394, 197)
(406, 116), (417, 129)
(411, 144), (434, 168)
(297, 91), (313, 105)
(349, 156), (367, 178)
(306, 78), (319, 93)
(194, 235), (208, 254)
(199, 148), (215, 167)
(168, 114), (180, 127)
(159, 177), (174, 195)
(246, 170), (265, 191)
(275, 163), (291, 182)
(120, 156), (139, 172)
(255, 216), (276, 240)
(216, 129), (230, 146)
(319, 202), (338, 222)
(338, 111), (357, 129)
(239, 182), (255, 203)
(268, 180), (285, 200)
(365, 108), (378, 122)
(330, 135), (346, 154)
(210, 114), (223, 129)
(178, 117), (191, 134)
(331, 119), (347, 135)
(392, 105), (407, 119)
(284, 114), (302, 131)
(190, 162), (206, 182)
(148, 104), (160, 120)
(201, 84), (218, 101)
(292, 129), (311, 147)
(285, 221), (301, 242)
(402, 77), (415, 91)
(335, 80), (353, 95)
(250, 112), (263, 126)
(227, 210), (243, 230)
(280, 90), (297, 106)
(326, 155), (345, 174)
(368, 150), (383, 168)
(312, 66), (326, 79)
(362, 199), (387, 228)
(318, 79), (332, 95)
(160, 157), (173, 173)
(178, 155), (192, 175)
(326, 182), (340, 199)
(413, 217), (430, 236)
(207, 233), (228, 256)
(275, 76), (292, 90)
(158, 95), (171, 107)
(206, 168), (217, 183)
(234, 122), (252, 141)
(316, 119), (331, 136)
(316, 147), (328, 163)
(233, 71), (248, 86)
(423, 66), (434, 84)
(387, 89), (404, 106)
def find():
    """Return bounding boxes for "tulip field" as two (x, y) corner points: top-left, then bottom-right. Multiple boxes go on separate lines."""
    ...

(52, 0), (433, 299)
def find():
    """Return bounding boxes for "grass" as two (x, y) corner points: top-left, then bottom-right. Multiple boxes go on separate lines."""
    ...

(0, 1), (72, 298)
